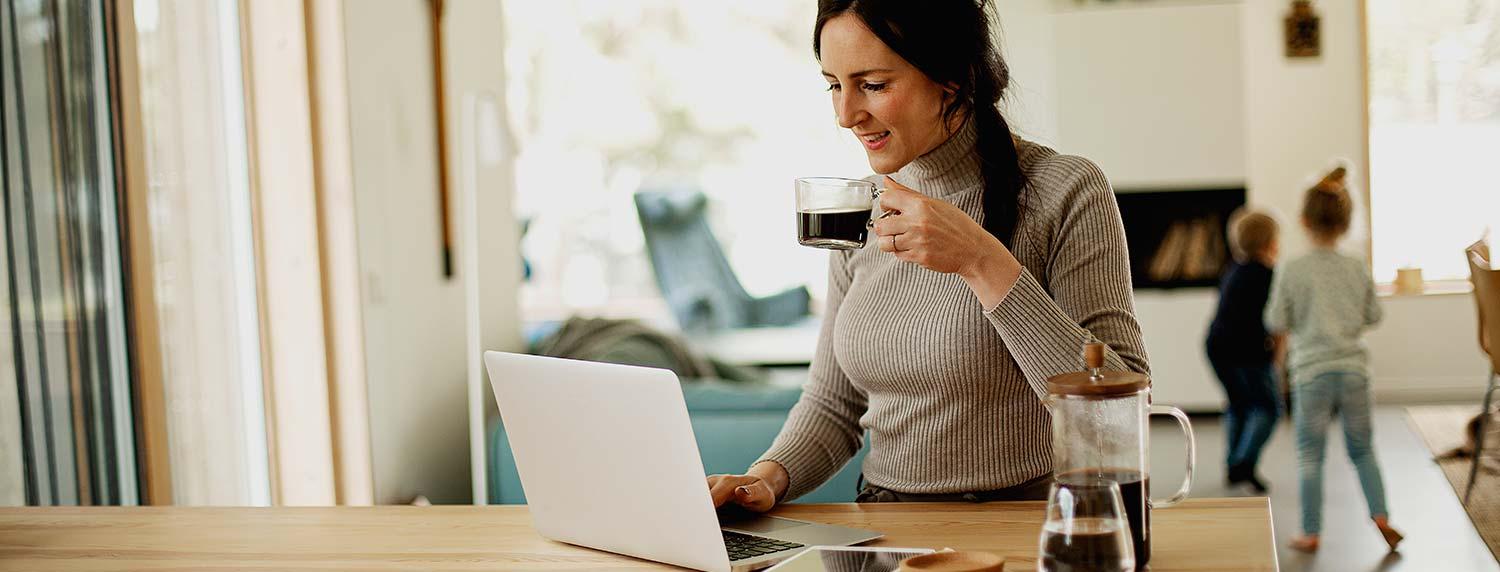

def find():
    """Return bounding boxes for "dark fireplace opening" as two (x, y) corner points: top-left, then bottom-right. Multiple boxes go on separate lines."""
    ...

(1114, 187), (1246, 290)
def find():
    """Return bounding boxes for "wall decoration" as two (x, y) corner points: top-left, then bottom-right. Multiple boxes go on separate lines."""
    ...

(1285, 0), (1322, 58)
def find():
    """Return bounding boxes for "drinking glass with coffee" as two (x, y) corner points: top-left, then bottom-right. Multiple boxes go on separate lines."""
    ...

(795, 177), (883, 250)
(1038, 479), (1136, 572)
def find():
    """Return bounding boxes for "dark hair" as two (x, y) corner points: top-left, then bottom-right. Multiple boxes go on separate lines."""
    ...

(1302, 166), (1353, 240)
(814, 0), (1026, 246)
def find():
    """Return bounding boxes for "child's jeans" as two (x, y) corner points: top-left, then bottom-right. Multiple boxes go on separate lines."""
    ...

(1209, 360), (1281, 473)
(1293, 371), (1389, 535)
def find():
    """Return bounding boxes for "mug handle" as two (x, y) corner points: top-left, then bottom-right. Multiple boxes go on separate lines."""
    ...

(1149, 404), (1196, 509)
(866, 187), (894, 229)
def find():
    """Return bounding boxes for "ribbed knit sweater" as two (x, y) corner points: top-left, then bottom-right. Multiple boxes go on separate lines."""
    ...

(757, 122), (1150, 500)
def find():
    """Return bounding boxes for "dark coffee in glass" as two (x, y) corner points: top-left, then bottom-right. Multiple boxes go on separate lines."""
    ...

(1039, 479), (1136, 572)
(797, 208), (872, 249)
(1056, 468), (1150, 568)
(1040, 521), (1133, 572)
(795, 177), (880, 250)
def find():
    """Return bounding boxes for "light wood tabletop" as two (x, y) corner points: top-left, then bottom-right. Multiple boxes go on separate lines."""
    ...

(0, 498), (1276, 571)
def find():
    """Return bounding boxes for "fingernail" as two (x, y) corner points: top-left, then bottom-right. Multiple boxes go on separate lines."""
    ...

(736, 486), (750, 496)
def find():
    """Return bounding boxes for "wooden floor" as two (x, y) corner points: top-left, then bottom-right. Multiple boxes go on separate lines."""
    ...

(1150, 405), (1498, 572)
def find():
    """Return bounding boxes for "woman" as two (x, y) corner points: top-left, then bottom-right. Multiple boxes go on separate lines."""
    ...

(708, 0), (1148, 509)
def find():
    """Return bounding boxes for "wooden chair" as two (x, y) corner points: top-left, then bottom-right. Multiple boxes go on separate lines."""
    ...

(1466, 238), (1500, 503)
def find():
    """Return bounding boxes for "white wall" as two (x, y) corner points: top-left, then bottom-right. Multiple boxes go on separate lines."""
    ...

(1054, 2), (1246, 189)
(343, 0), (522, 505)
(1134, 290), (1223, 411)
(1241, 0), (1367, 260)
(996, 0), (1060, 145)
(1368, 292), (1488, 401)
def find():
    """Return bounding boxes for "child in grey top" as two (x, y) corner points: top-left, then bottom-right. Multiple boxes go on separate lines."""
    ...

(1265, 167), (1403, 554)
(1265, 246), (1382, 385)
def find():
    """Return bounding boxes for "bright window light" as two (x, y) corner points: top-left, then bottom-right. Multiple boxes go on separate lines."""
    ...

(1368, 0), (1500, 282)
(502, 1), (872, 325)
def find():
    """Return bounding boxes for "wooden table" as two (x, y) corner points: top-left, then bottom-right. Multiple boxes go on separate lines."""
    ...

(0, 498), (1276, 571)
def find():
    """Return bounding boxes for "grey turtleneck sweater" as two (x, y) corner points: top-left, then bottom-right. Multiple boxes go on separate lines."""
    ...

(757, 123), (1149, 500)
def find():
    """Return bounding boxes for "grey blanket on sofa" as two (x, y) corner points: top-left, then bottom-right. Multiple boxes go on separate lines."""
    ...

(531, 316), (765, 383)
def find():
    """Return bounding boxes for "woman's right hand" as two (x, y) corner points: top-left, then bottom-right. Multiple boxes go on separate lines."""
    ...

(706, 461), (789, 513)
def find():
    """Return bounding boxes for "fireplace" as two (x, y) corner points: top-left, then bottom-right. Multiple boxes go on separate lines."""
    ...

(1114, 187), (1246, 290)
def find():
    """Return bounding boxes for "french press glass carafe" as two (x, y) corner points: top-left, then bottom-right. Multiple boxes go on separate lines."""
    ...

(1045, 342), (1196, 570)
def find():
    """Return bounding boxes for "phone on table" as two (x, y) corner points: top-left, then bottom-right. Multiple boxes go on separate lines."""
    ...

(766, 546), (937, 572)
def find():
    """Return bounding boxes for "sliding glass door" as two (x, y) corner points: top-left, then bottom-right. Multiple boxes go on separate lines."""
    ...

(1, 0), (135, 506)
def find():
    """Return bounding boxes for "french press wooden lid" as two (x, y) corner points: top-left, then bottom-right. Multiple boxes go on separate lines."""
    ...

(1044, 342), (1150, 397)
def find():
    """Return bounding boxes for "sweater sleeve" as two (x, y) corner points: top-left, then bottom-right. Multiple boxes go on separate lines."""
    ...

(983, 156), (1149, 399)
(755, 251), (869, 501)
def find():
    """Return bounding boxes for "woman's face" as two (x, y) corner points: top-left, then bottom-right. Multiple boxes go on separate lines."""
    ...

(820, 13), (954, 175)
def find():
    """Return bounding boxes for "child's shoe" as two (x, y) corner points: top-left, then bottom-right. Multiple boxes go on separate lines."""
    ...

(1373, 516), (1404, 552)
(1289, 534), (1320, 553)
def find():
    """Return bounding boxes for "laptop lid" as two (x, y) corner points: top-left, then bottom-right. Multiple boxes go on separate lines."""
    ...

(484, 351), (733, 572)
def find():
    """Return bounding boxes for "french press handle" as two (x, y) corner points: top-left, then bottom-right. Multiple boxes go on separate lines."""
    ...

(1149, 404), (1196, 508)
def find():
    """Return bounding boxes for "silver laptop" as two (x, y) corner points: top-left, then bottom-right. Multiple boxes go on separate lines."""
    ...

(485, 351), (882, 572)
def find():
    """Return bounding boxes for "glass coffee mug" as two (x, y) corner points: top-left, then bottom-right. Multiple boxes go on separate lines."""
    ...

(795, 177), (883, 250)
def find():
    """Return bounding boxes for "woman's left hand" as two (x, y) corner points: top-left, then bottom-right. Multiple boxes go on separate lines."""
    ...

(872, 177), (1004, 276)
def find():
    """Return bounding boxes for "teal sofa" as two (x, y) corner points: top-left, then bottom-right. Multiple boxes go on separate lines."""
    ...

(487, 379), (870, 504)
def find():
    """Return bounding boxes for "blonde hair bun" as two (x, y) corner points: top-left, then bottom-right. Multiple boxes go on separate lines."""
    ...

(1303, 165), (1354, 239)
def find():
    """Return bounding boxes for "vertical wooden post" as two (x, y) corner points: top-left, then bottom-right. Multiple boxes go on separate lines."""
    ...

(239, 0), (337, 506)
(305, 0), (375, 506)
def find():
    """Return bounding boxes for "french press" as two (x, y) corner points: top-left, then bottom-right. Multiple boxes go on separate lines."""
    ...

(1044, 342), (1196, 570)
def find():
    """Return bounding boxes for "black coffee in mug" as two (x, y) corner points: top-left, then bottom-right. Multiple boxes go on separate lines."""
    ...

(797, 207), (872, 250)
(794, 177), (880, 251)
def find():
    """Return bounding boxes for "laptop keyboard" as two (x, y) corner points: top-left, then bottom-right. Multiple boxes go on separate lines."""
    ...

(722, 530), (805, 561)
